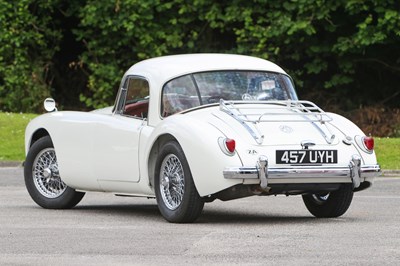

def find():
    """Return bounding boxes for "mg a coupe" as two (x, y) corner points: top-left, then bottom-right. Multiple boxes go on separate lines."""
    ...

(24, 54), (381, 223)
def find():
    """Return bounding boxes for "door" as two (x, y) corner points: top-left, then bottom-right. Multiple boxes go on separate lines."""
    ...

(92, 76), (150, 192)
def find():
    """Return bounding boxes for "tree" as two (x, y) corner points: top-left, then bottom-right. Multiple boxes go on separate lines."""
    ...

(0, 0), (62, 112)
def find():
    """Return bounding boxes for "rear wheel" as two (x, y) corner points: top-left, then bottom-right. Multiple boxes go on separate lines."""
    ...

(302, 184), (353, 218)
(24, 136), (85, 209)
(154, 141), (204, 223)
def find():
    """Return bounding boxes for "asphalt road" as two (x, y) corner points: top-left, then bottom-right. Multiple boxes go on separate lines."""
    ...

(1, 167), (399, 265)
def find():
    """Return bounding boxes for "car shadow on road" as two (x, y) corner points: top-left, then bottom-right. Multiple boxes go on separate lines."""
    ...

(71, 203), (356, 225)
(197, 209), (357, 224)
(73, 203), (162, 219)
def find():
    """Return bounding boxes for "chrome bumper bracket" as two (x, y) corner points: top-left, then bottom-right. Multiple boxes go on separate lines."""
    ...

(349, 155), (361, 189)
(258, 156), (268, 189)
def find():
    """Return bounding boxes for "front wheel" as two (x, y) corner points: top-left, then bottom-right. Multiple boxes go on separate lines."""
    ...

(24, 136), (85, 209)
(154, 141), (204, 223)
(302, 184), (354, 218)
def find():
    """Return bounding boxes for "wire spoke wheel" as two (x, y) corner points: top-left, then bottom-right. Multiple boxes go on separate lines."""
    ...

(159, 154), (185, 210)
(32, 148), (66, 198)
(25, 136), (85, 209)
(155, 141), (204, 223)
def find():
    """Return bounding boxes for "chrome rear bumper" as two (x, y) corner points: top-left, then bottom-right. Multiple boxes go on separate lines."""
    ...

(223, 155), (381, 189)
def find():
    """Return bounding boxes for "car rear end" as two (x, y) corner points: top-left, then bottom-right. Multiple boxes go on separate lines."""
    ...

(213, 100), (381, 195)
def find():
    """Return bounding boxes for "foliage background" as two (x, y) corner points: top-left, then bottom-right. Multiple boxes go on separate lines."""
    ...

(0, 0), (399, 136)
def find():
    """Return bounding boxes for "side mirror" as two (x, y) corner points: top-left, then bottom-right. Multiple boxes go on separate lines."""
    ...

(44, 98), (57, 112)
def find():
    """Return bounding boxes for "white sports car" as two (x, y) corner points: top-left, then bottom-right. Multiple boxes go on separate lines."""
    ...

(24, 54), (381, 223)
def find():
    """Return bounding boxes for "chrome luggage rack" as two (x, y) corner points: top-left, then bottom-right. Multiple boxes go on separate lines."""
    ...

(219, 99), (335, 145)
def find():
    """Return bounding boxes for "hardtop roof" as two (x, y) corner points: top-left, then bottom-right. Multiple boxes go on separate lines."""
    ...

(124, 54), (287, 82)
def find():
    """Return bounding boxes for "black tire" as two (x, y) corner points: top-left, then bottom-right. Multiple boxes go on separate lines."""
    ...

(154, 141), (204, 223)
(302, 184), (354, 218)
(24, 136), (85, 209)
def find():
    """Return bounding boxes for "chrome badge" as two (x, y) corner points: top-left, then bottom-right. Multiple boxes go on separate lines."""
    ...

(279, 125), (293, 134)
(246, 149), (258, 155)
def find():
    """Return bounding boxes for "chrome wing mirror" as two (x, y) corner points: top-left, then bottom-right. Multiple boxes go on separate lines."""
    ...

(44, 98), (57, 112)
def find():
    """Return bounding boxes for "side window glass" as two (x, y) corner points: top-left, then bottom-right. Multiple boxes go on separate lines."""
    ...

(122, 78), (149, 119)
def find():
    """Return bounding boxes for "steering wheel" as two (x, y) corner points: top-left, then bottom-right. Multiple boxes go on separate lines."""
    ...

(206, 96), (222, 104)
(242, 93), (254, 100)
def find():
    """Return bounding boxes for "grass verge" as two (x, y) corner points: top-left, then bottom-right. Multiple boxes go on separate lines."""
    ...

(375, 138), (400, 170)
(0, 112), (37, 161)
(0, 112), (399, 169)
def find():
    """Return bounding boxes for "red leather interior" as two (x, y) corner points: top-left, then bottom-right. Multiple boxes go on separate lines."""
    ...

(124, 100), (149, 118)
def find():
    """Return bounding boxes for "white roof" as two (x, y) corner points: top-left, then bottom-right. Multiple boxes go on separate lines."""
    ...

(125, 54), (287, 82)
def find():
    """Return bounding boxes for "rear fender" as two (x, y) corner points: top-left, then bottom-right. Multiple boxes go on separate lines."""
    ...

(145, 115), (244, 197)
(327, 113), (378, 165)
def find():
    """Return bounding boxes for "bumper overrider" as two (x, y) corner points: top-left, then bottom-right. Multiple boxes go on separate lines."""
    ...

(223, 155), (381, 189)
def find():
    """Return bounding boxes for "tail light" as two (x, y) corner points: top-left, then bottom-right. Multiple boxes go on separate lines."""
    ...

(363, 136), (374, 151)
(218, 137), (236, 155)
(355, 135), (374, 154)
(225, 138), (236, 153)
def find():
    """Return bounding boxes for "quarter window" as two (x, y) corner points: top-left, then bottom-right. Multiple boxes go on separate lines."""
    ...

(161, 75), (201, 117)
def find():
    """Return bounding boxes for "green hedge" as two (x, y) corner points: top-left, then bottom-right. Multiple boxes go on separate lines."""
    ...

(1, 1), (399, 118)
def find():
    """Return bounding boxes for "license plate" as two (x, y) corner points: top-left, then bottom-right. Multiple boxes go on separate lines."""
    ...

(276, 150), (338, 164)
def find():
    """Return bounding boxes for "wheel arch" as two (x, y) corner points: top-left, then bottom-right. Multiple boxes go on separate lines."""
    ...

(147, 133), (177, 189)
(29, 128), (51, 148)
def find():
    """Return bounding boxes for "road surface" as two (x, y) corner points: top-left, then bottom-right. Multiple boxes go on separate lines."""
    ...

(1, 167), (399, 265)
